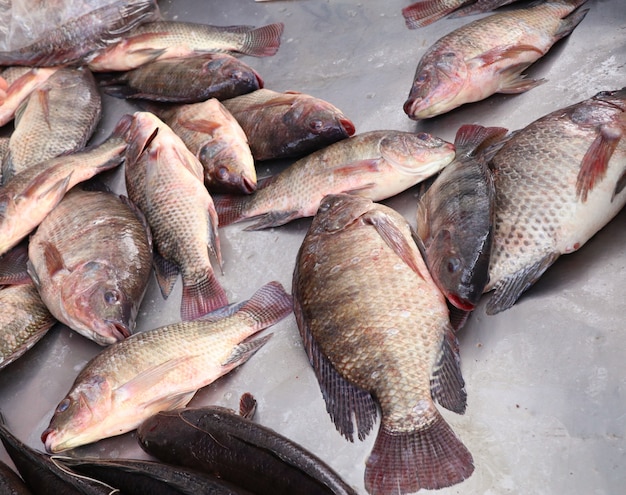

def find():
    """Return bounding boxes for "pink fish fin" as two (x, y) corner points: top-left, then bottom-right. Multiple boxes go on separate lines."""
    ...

(239, 392), (257, 420)
(613, 168), (626, 201)
(430, 327), (467, 413)
(213, 193), (253, 226)
(125, 46), (168, 66)
(179, 117), (222, 135)
(245, 210), (302, 230)
(240, 23), (284, 57)
(553, 7), (589, 42)
(292, 293), (378, 442)
(206, 196), (223, 269)
(221, 333), (272, 370)
(118, 357), (196, 400)
(180, 268), (228, 320)
(125, 119), (159, 167)
(141, 391), (196, 413)
(364, 411), (474, 493)
(236, 280), (293, 325)
(332, 159), (381, 178)
(153, 252), (180, 299)
(486, 251), (559, 315)
(449, 0), (517, 18)
(41, 241), (66, 279)
(477, 44), (544, 67)
(0, 240), (31, 285)
(453, 124), (509, 158)
(497, 64), (546, 94)
(576, 124), (622, 202)
(35, 87), (53, 130)
(22, 172), (72, 209)
(402, 0), (472, 29)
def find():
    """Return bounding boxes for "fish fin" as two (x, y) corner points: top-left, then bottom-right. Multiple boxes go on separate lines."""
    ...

(554, 7), (589, 42)
(244, 210), (303, 230)
(293, 293), (377, 442)
(179, 117), (223, 135)
(240, 23), (284, 57)
(365, 410), (474, 493)
(17, 172), (71, 209)
(494, 62), (546, 94)
(235, 280), (293, 327)
(41, 241), (67, 278)
(206, 197), (223, 269)
(477, 44), (545, 67)
(239, 392), (257, 420)
(35, 88), (53, 130)
(402, 0), (471, 29)
(141, 391), (196, 412)
(0, 241), (31, 285)
(125, 121), (159, 166)
(449, 0), (516, 17)
(213, 193), (253, 227)
(126, 46), (168, 66)
(117, 357), (196, 399)
(153, 253), (180, 299)
(180, 269), (228, 320)
(453, 124), (508, 158)
(1, 151), (15, 182)
(222, 333), (272, 368)
(431, 328), (467, 413)
(486, 252), (559, 315)
(576, 124), (622, 202)
(613, 167), (626, 201)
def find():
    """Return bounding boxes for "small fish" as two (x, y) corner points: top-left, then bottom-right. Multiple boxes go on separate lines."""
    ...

(292, 193), (473, 494)
(402, 0), (520, 29)
(215, 130), (455, 229)
(137, 405), (358, 495)
(404, 0), (589, 119)
(88, 21), (284, 72)
(41, 281), (292, 453)
(155, 98), (257, 194)
(416, 124), (508, 311)
(0, 67), (59, 127)
(0, 281), (56, 370)
(2, 67), (102, 181)
(485, 88), (626, 314)
(0, 0), (160, 67)
(222, 89), (356, 161)
(124, 111), (228, 320)
(99, 52), (264, 103)
(0, 458), (32, 495)
(27, 189), (153, 346)
(0, 114), (130, 257)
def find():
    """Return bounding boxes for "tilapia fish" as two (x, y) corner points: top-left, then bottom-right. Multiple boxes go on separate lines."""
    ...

(41, 281), (292, 453)
(2, 67), (102, 181)
(0, 67), (59, 127)
(404, 0), (589, 119)
(0, 114), (131, 257)
(138, 405), (358, 495)
(293, 194), (473, 494)
(88, 20), (284, 72)
(215, 130), (455, 229)
(99, 52), (264, 103)
(27, 188), (153, 346)
(0, 282), (56, 370)
(155, 98), (257, 194)
(416, 124), (507, 311)
(402, 0), (520, 29)
(124, 111), (228, 320)
(222, 89), (356, 161)
(485, 88), (626, 314)
(0, 0), (160, 67)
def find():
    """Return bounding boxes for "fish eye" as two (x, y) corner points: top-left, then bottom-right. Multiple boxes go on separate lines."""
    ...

(57, 398), (71, 413)
(104, 290), (120, 304)
(416, 132), (430, 141)
(217, 167), (230, 180)
(230, 70), (243, 80)
(309, 119), (324, 132)
(447, 257), (460, 273)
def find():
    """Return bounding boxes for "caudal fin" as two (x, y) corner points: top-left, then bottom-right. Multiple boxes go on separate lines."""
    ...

(365, 411), (473, 493)
(402, 0), (471, 29)
(181, 270), (228, 321)
(241, 23), (284, 57)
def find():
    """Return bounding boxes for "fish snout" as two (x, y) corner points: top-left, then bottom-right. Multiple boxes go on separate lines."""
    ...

(447, 292), (476, 312)
(105, 319), (132, 342)
(41, 427), (57, 453)
(339, 117), (356, 136)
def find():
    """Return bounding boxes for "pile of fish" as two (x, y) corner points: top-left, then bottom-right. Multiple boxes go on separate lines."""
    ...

(0, 0), (624, 494)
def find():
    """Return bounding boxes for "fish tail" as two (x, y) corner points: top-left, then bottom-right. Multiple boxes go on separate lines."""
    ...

(237, 281), (293, 328)
(181, 270), (229, 321)
(241, 23), (284, 57)
(213, 193), (252, 226)
(402, 1), (468, 29)
(365, 410), (474, 493)
(554, 4), (589, 42)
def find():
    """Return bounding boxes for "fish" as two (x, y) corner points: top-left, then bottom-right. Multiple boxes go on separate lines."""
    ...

(416, 124), (508, 312)
(27, 188), (153, 346)
(0, 0), (160, 67)
(98, 52), (264, 103)
(403, 0), (589, 119)
(485, 88), (626, 314)
(41, 281), (292, 453)
(137, 405), (359, 495)
(292, 193), (473, 494)
(154, 98), (257, 194)
(124, 111), (228, 320)
(0, 67), (59, 128)
(221, 89), (356, 161)
(0, 114), (131, 257)
(215, 129), (455, 230)
(0, 415), (117, 495)
(2, 67), (102, 181)
(88, 21), (284, 72)
(0, 241), (31, 285)
(56, 456), (255, 495)
(0, 281), (56, 370)
(401, 0), (520, 29)
(0, 458), (32, 495)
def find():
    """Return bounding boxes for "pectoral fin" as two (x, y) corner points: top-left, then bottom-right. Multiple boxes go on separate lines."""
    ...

(576, 124), (622, 202)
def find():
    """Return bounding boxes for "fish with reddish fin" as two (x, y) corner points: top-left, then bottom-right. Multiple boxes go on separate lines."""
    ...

(124, 111), (228, 320)
(485, 88), (626, 314)
(293, 193), (473, 494)
(88, 21), (284, 72)
(402, 0), (520, 29)
(0, 67), (59, 128)
(404, 0), (589, 119)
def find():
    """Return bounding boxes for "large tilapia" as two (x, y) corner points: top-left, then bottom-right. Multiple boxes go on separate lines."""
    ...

(0, 114), (130, 257)
(0, 67), (59, 127)
(124, 111), (228, 320)
(293, 194), (473, 494)
(222, 89), (356, 161)
(155, 98), (257, 194)
(485, 88), (626, 314)
(0, 0), (160, 67)
(99, 52), (263, 103)
(2, 67), (102, 181)
(416, 124), (507, 311)
(88, 21), (284, 72)
(402, 0), (520, 29)
(27, 189), (153, 346)
(404, 0), (589, 119)
(215, 130), (455, 229)
(41, 281), (292, 453)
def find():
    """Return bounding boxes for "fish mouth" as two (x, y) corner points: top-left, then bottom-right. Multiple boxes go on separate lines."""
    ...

(339, 117), (356, 136)
(106, 320), (131, 341)
(447, 293), (475, 312)
(240, 174), (257, 194)
(41, 427), (58, 453)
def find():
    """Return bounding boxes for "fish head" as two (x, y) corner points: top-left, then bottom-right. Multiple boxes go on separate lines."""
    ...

(204, 54), (264, 93)
(403, 52), (468, 120)
(41, 374), (113, 453)
(381, 132), (456, 177)
(61, 261), (134, 345)
(199, 142), (257, 194)
(592, 87), (626, 110)
(310, 194), (374, 234)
